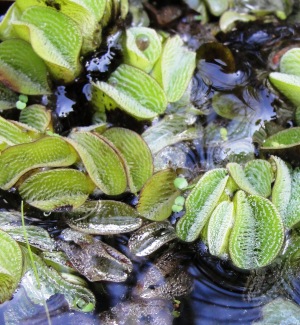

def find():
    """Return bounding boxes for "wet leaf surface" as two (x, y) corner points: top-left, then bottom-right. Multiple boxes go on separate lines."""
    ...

(64, 200), (142, 235)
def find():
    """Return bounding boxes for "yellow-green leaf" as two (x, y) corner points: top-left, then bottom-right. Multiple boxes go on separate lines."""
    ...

(176, 169), (228, 242)
(19, 169), (93, 211)
(123, 27), (162, 73)
(137, 169), (180, 221)
(92, 64), (167, 120)
(0, 229), (23, 303)
(19, 104), (52, 132)
(0, 83), (19, 110)
(0, 3), (22, 41)
(229, 191), (284, 269)
(68, 132), (127, 195)
(279, 48), (300, 77)
(152, 35), (196, 102)
(0, 39), (51, 95)
(13, 6), (82, 83)
(0, 115), (33, 146)
(0, 136), (78, 190)
(103, 127), (153, 193)
(207, 201), (234, 258)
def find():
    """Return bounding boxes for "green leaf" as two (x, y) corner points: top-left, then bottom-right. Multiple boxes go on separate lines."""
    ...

(19, 169), (93, 211)
(123, 27), (162, 73)
(269, 72), (300, 107)
(19, 104), (52, 132)
(219, 11), (256, 33)
(0, 229), (23, 303)
(152, 35), (196, 102)
(68, 131), (127, 195)
(229, 191), (284, 269)
(176, 168), (229, 242)
(13, 6), (82, 83)
(21, 246), (95, 312)
(261, 127), (300, 162)
(207, 201), (234, 258)
(206, 0), (229, 16)
(103, 127), (153, 193)
(128, 221), (177, 256)
(64, 200), (142, 235)
(137, 169), (180, 221)
(0, 3), (22, 40)
(283, 168), (300, 229)
(91, 64), (167, 120)
(279, 48), (300, 77)
(227, 160), (274, 197)
(16, 0), (106, 54)
(0, 39), (51, 95)
(0, 136), (78, 190)
(0, 83), (19, 110)
(270, 155), (291, 217)
(0, 115), (34, 147)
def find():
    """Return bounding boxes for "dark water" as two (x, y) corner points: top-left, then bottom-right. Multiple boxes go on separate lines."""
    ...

(1, 2), (300, 324)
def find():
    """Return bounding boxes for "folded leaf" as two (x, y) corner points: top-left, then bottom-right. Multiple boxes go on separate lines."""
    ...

(152, 35), (196, 102)
(92, 64), (167, 120)
(19, 169), (93, 211)
(128, 221), (177, 256)
(283, 168), (300, 229)
(64, 200), (142, 235)
(123, 27), (162, 72)
(229, 191), (284, 269)
(227, 160), (273, 197)
(270, 155), (291, 217)
(0, 230), (23, 303)
(68, 131), (127, 195)
(137, 169), (180, 221)
(0, 3), (22, 40)
(13, 6), (82, 83)
(207, 201), (234, 258)
(0, 136), (78, 190)
(176, 168), (229, 242)
(103, 127), (153, 193)
(0, 39), (51, 94)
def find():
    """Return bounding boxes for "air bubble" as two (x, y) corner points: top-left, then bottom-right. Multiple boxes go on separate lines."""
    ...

(135, 34), (150, 51)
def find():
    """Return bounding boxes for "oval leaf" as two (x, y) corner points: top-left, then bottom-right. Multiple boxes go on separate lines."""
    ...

(279, 48), (300, 77)
(176, 168), (229, 242)
(64, 200), (142, 235)
(0, 136), (78, 190)
(229, 191), (284, 269)
(128, 221), (177, 256)
(269, 72), (300, 107)
(103, 127), (153, 193)
(68, 131), (127, 195)
(92, 64), (167, 120)
(137, 169), (180, 221)
(207, 201), (234, 258)
(13, 6), (82, 83)
(0, 39), (51, 94)
(19, 104), (52, 132)
(152, 35), (196, 102)
(0, 229), (23, 303)
(19, 169), (93, 211)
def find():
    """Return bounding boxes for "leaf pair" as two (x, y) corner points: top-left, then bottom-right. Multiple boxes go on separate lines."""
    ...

(92, 33), (196, 120)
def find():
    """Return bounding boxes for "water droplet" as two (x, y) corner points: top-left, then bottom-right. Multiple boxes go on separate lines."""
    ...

(109, 77), (118, 87)
(44, 211), (51, 217)
(135, 34), (150, 51)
